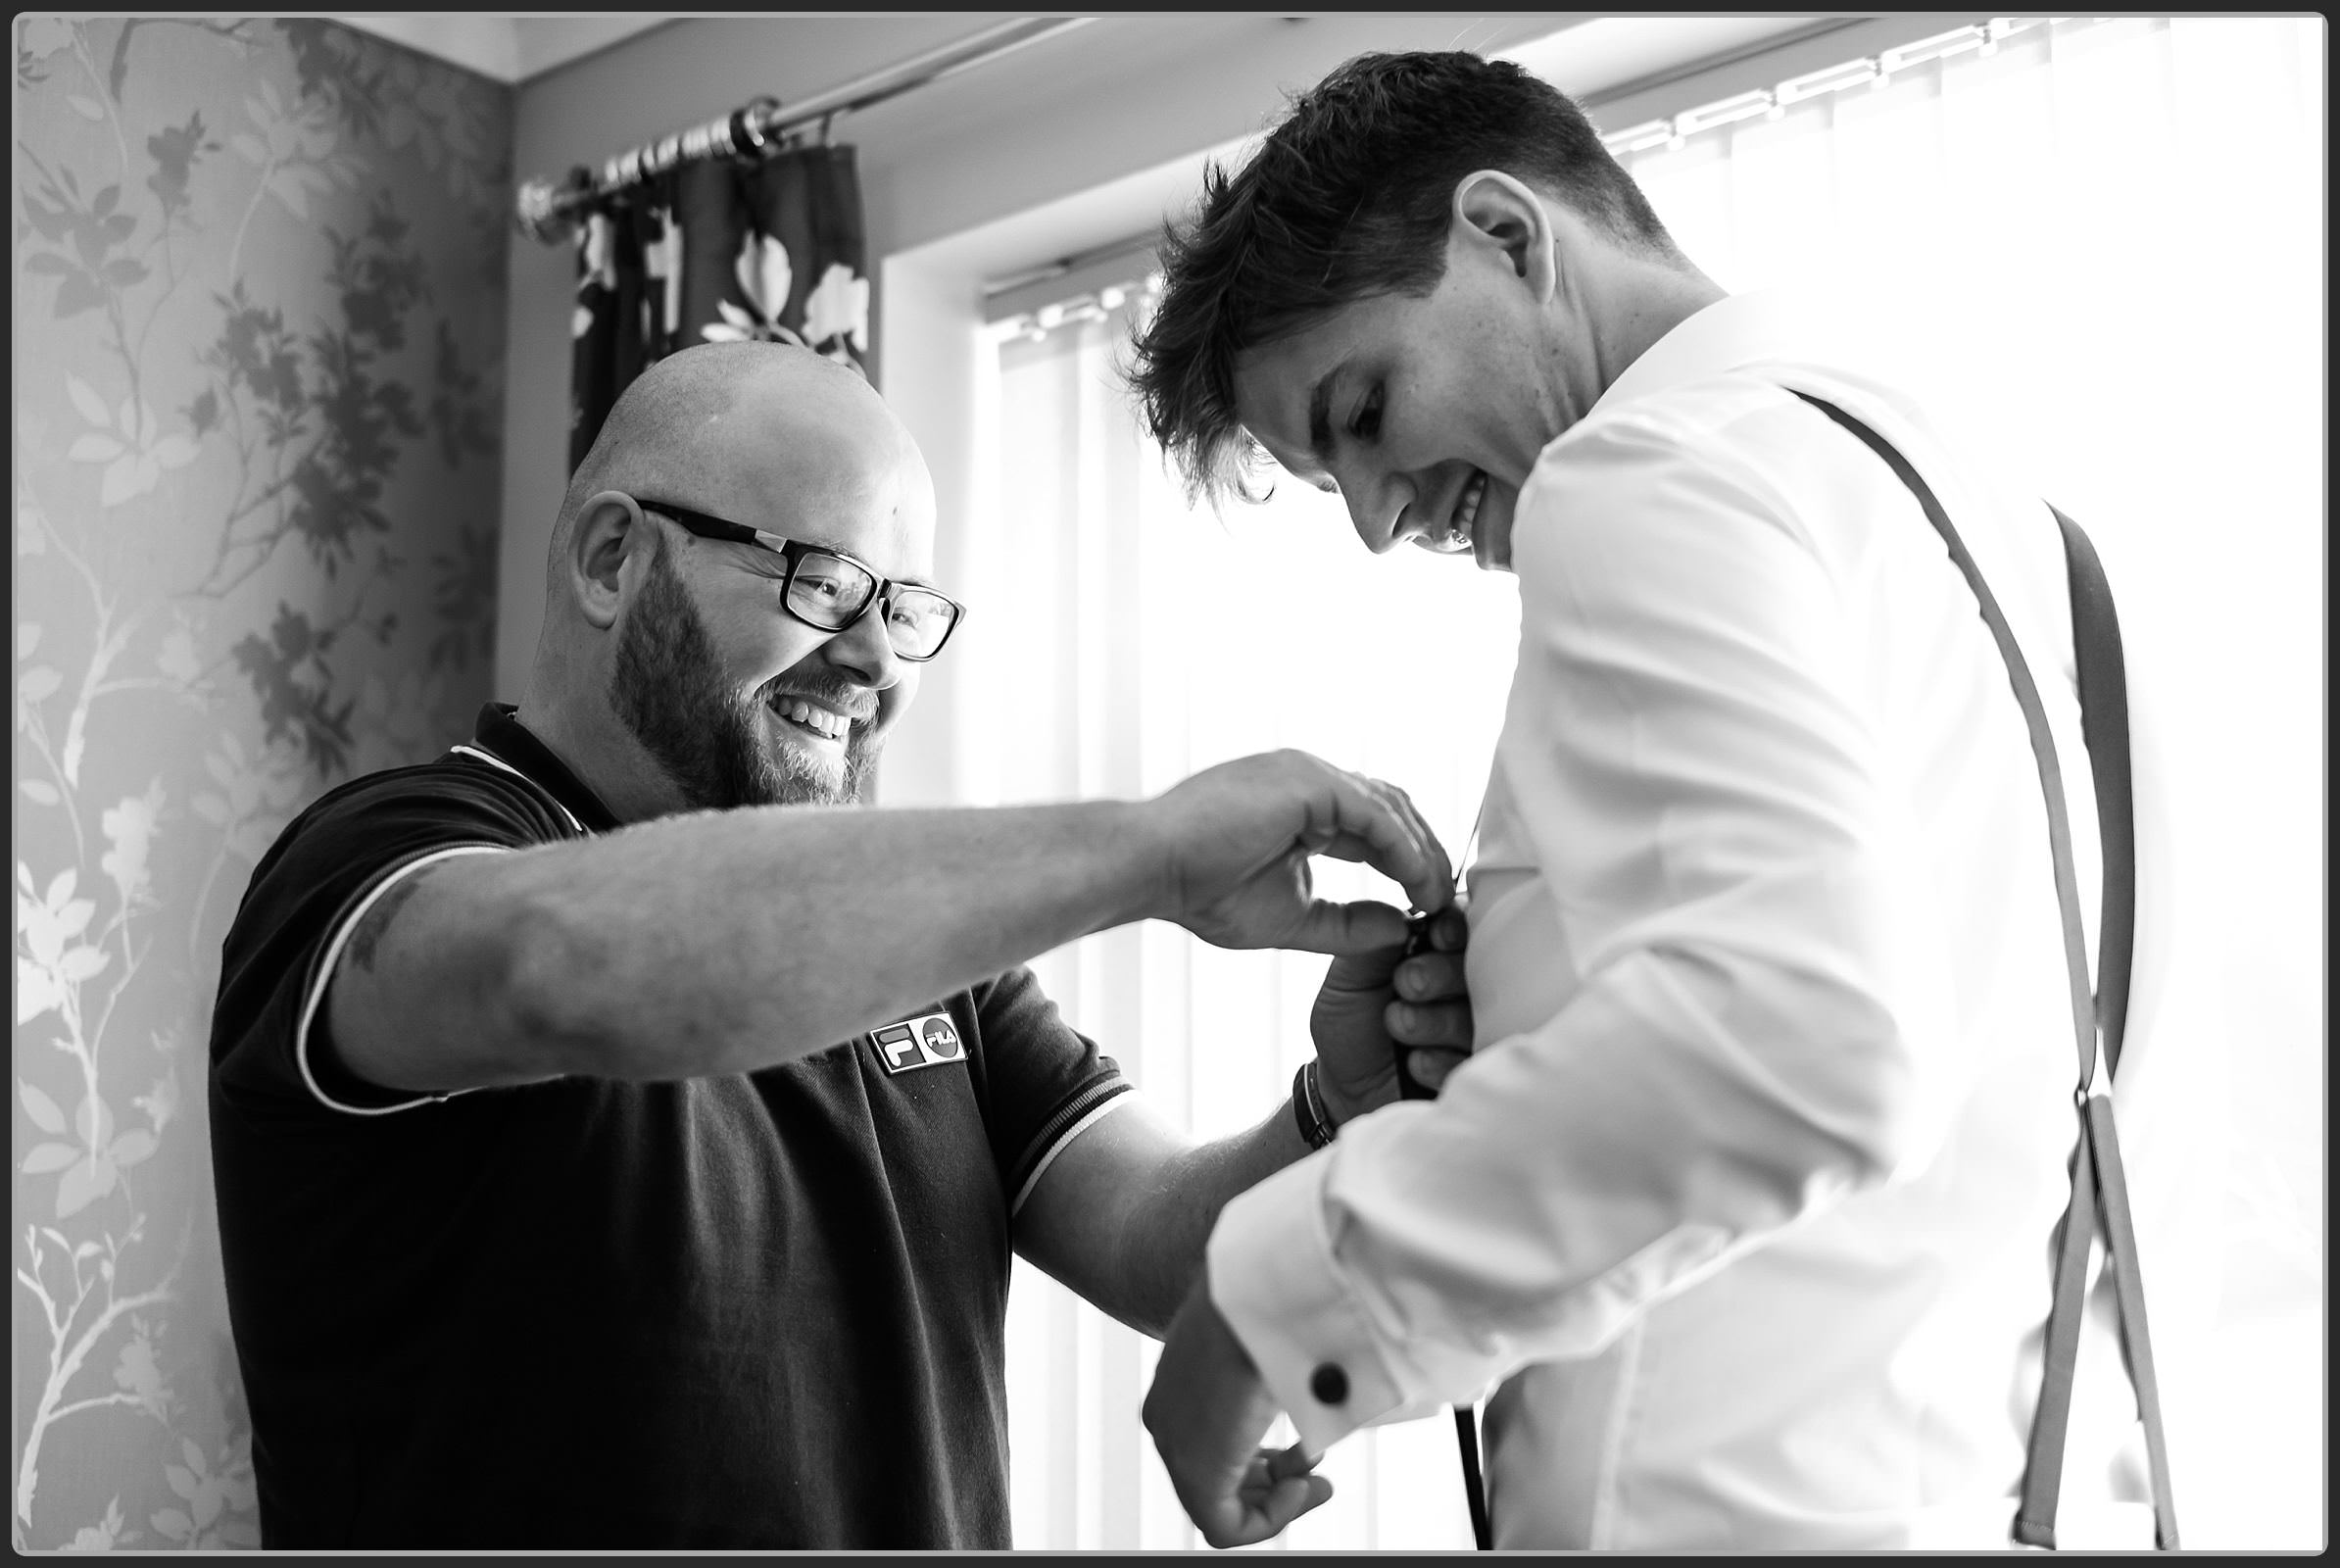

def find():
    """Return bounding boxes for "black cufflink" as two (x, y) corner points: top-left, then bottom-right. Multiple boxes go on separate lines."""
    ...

(1309, 1362), (1348, 1405)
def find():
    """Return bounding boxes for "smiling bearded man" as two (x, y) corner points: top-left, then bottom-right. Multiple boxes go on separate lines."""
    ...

(204, 338), (1484, 1550)
(610, 520), (878, 808)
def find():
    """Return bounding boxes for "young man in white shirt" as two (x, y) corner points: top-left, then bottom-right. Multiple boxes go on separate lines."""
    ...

(1126, 49), (2219, 1551)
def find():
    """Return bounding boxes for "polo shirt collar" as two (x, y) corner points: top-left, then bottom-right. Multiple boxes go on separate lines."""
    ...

(464, 703), (622, 834)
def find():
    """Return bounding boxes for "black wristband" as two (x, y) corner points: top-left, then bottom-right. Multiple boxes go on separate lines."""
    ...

(1292, 1060), (1337, 1151)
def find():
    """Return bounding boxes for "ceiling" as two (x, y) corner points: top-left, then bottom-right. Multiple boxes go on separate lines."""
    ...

(334, 14), (1840, 94)
(330, 16), (672, 83)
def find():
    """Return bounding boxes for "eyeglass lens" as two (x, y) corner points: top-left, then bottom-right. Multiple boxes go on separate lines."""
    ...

(786, 551), (957, 659)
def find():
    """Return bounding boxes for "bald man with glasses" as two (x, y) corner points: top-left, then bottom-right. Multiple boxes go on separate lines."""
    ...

(205, 340), (1471, 1550)
(643, 496), (967, 662)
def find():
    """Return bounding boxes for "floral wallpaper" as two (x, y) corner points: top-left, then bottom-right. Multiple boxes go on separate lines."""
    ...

(13, 18), (512, 1549)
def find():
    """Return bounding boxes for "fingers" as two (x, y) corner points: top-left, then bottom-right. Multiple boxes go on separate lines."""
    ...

(1282, 897), (1413, 956)
(1205, 1448), (1333, 1548)
(1288, 831), (1477, 965)
(1396, 1044), (1468, 1094)
(1266, 1440), (1320, 1483)
(1392, 948), (1468, 1004)
(1361, 775), (1451, 914)
(1387, 993), (1473, 1049)
(1301, 762), (1453, 916)
(1388, 949), (1472, 1053)
(1142, 1278), (1326, 1546)
(1317, 919), (1415, 998)
(1156, 751), (1467, 956)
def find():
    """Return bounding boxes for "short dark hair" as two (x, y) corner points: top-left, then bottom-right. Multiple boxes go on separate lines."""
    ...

(1128, 50), (1680, 504)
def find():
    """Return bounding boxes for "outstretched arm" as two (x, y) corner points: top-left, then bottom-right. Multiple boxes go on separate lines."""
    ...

(328, 749), (1453, 1094)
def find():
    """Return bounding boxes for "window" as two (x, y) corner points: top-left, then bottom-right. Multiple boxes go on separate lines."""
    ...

(971, 287), (1518, 1550)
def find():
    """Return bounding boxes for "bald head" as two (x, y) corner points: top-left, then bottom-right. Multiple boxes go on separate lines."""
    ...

(520, 341), (941, 819)
(551, 342), (933, 593)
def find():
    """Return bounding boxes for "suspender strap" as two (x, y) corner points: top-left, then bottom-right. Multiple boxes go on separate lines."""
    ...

(1787, 391), (2177, 1550)
(2082, 1095), (2178, 1542)
(2058, 512), (2136, 1077)
(1455, 1405), (1492, 1550)
(2053, 516), (2178, 1536)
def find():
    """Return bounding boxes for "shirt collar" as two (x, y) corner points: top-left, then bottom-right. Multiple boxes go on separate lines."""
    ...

(461, 703), (622, 834)
(1594, 287), (1852, 416)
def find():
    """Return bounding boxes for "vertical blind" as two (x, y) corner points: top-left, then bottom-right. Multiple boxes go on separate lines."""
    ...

(970, 14), (2322, 1550)
(973, 292), (1520, 1550)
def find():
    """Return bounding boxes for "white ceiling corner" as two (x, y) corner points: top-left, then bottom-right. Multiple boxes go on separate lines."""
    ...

(328, 16), (670, 85)
(512, 17), (673, 82)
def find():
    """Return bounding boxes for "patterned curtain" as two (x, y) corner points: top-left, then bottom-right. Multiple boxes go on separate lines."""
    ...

(567, 142), (870, 469)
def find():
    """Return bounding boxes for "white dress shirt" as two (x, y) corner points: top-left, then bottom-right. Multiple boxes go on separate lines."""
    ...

(1209, 291), (2225, 1549)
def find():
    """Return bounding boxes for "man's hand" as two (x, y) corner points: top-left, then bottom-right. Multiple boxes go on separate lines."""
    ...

(1311, 904), (1471, 1124)
(1143, 1276), (1331, 1548)
(1146, 752), (1453, 956)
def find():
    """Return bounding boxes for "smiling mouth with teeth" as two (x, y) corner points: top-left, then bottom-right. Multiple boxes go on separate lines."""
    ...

(1427, 470), (1487, 554)
(771, 696), (853, 742)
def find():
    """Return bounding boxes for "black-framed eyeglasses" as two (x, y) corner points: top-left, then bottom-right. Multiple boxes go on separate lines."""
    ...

(637, 498), (966, 662)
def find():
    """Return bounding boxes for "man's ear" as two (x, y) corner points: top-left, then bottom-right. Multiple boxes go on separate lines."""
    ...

(1451, 171), (1557, 305)
(569, 490), (649, 631)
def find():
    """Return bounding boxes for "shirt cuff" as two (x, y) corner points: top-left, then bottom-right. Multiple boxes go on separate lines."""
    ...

(1206, 1151), (1439, 1456)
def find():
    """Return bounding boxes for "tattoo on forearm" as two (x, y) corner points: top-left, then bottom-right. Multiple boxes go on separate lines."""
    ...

(348, 872), (429, 974)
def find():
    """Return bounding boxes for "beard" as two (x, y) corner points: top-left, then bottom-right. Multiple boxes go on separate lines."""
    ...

(610, 538), (878, 809)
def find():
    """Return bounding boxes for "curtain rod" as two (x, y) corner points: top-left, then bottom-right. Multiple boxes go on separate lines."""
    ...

(513, 17), (1095, 244)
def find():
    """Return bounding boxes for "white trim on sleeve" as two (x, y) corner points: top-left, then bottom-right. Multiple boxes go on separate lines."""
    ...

(1009, 1091), (1138, 1216)
(295, 843), (510, 1116)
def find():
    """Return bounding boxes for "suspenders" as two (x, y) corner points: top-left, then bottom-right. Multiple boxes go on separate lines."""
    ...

(1792, 391), (2177, 1550)
(1434, 390), (2173, 1551)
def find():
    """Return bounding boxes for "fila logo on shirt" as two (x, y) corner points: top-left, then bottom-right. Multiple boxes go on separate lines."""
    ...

(867, 1012), (964, 1075)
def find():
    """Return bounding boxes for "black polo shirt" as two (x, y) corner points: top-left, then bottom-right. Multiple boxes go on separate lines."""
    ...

(208, 704), (1130, 1548)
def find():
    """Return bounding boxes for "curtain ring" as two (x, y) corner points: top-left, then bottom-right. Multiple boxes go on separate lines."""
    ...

(732, 95), (780, 156)
(819, 111), (837, 147)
